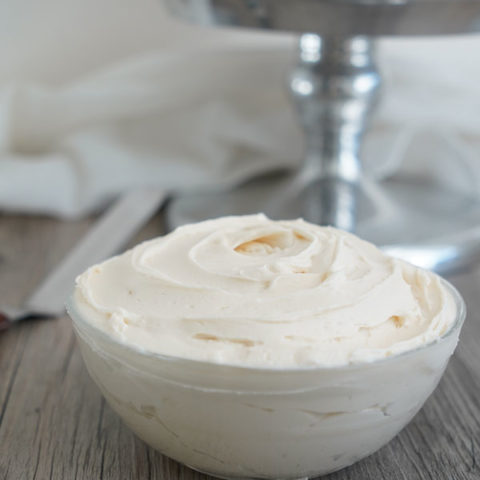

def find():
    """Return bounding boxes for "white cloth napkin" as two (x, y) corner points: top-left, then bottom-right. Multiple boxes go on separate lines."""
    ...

(1, 0), (479, 218)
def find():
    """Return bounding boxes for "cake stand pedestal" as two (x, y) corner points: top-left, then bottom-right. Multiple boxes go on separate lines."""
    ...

(164, 0), (480, 273)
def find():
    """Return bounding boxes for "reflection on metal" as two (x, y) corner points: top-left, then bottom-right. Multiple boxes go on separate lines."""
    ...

(290, 35), (380, 230)
(164, 0), (480, 36)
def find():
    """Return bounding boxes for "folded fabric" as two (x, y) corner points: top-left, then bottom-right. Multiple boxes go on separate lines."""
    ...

(0, 43), (300, 216)
(0, 0), (479, 217)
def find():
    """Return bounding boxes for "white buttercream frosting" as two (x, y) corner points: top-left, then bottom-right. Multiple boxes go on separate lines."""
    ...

(73, 214), (456, 367)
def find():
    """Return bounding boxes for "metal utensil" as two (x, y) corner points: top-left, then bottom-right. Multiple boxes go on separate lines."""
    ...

(0, 189), (165, 331)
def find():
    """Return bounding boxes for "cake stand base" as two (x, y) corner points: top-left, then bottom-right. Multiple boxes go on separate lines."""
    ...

(167, 170), (480, 274)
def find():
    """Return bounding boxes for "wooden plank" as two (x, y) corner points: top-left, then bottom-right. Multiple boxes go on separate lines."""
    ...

(0, 213), (479, 480)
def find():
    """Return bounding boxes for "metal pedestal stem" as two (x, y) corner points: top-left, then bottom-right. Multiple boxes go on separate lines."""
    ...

(290, 35), (380, 231)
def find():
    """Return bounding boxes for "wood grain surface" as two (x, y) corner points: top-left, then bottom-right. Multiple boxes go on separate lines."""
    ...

(0, 212), (479, 480)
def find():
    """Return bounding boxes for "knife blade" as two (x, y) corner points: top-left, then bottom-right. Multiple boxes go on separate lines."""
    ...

(0, 189), (165, 329)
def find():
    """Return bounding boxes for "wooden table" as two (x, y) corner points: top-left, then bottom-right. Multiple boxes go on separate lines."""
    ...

(0, 213), (479, 480)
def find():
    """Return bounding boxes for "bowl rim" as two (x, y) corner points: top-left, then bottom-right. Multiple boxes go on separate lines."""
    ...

(66, 274), (466, 374)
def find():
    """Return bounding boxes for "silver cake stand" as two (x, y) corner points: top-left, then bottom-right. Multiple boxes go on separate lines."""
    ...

(164, 0), (480, 273)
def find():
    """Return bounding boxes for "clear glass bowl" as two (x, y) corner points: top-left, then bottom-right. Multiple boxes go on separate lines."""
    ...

(67, 278), (465, 480)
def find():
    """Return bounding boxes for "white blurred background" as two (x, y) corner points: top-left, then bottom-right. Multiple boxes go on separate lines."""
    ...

(1, 0), (479, 218)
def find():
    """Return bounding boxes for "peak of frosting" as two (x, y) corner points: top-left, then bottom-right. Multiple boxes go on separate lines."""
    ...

(73, 214), (457, 368)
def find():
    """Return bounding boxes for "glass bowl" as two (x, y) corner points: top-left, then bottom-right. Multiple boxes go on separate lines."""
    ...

(67, 278), (465, 479)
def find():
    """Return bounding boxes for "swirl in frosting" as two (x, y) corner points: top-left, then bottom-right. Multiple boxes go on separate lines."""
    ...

(73, 214), (457, 367)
